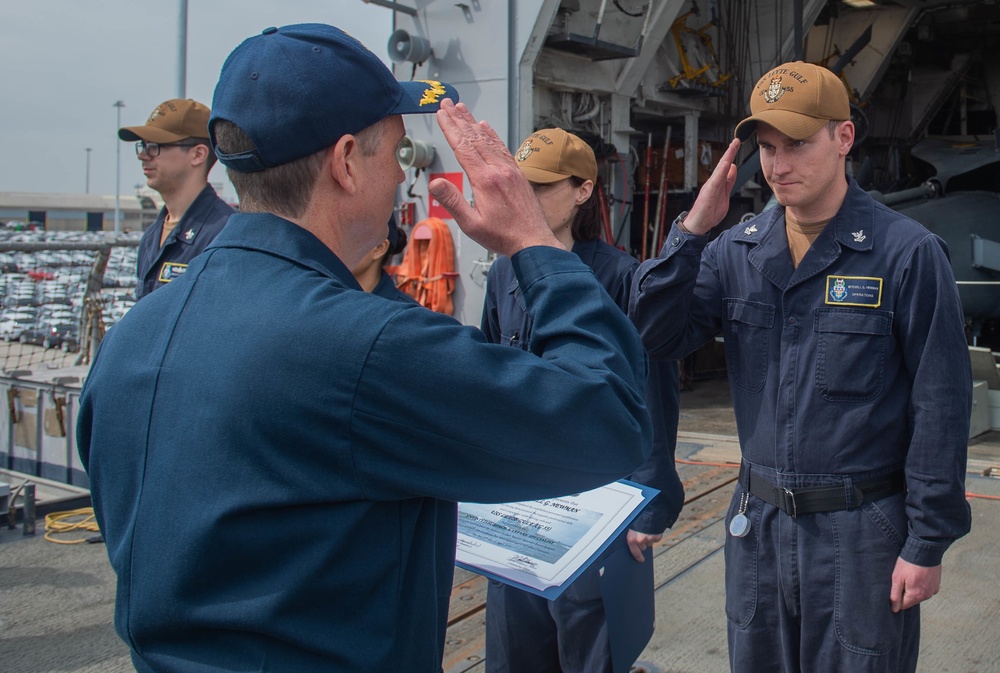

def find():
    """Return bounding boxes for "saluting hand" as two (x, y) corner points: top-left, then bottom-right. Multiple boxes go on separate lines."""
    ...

(429, 100), (563, 258)
(680, 138), (742, 236)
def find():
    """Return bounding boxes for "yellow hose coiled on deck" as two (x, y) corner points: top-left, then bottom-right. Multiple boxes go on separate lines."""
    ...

(44, 507), (99, 544)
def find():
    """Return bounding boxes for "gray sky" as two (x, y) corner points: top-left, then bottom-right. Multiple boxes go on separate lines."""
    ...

(0, 1), (393, 200)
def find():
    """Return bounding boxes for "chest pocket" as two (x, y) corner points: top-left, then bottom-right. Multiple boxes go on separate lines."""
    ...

(724, 299), (774, 393)
(814, 308), (893, 402)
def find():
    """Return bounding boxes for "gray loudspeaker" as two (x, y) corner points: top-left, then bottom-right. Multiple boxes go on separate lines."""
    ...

(396, 136), (435, 169)
(387, 29), (432, 64)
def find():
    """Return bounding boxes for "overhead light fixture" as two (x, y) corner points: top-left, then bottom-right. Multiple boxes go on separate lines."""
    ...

(842, 0), (878, 8)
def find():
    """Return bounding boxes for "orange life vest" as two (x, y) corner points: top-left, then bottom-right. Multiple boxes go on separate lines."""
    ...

(394, 217), (457, 314)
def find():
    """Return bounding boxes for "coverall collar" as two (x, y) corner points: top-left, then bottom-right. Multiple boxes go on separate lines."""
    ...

(159, 184), (220, 247)
(741, 176), (875, 290)
(206, 211), (361, 290)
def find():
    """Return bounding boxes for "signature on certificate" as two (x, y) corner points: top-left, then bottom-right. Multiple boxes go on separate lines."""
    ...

(507, 555), (539, 570)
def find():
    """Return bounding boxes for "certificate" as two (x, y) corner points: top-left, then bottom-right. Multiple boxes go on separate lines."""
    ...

(455, 479), (657, 600)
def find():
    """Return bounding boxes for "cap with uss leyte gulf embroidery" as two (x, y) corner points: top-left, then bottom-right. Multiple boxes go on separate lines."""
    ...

(734, 61), (850, 142)
(209, 23), (459, 172)
(514, 128), (598, 184)
(118, 99), (211, 143)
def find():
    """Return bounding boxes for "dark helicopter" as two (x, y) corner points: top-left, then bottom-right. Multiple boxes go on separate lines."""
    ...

(868, 137), (1000, 350)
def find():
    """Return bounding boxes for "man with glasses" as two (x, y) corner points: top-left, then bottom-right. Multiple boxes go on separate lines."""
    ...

(118, 98), (234, 298)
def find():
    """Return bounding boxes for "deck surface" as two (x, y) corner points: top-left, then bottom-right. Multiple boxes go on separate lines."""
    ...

(2, 378), (999, 673)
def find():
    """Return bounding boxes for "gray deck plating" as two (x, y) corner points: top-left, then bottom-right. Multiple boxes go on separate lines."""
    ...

(2, 380), (998, 673)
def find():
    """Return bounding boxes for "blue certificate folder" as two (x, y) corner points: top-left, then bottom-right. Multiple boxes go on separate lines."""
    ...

(600, 543), (655, 673)
(455, 480), (659, 601)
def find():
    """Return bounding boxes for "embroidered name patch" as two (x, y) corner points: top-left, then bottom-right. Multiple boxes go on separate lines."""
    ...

(825, 275), (882, 307)
(158, 262), (188, 283)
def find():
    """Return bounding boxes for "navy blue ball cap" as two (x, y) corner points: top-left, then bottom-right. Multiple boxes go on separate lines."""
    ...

(209, 23), (459, 172)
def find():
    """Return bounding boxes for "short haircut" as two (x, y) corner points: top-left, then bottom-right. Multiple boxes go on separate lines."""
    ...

(354, 118), (389, 157)
(212, 118), (388, 219)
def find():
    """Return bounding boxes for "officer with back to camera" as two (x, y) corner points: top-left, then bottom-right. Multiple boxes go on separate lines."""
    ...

(79, 23), (653, 673)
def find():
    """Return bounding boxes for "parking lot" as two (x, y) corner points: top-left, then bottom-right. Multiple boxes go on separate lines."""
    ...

(0, 228), (138, 373)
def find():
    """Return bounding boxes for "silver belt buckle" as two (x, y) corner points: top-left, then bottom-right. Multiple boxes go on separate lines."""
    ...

(783, 488), (798, 518)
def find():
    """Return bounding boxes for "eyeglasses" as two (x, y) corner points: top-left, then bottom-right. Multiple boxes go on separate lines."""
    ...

(134, 140), (200, 157)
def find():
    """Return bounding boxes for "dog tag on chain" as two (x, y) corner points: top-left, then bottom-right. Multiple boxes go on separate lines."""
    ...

(729, 491), (751, 538)
(729, 512), (750, 537)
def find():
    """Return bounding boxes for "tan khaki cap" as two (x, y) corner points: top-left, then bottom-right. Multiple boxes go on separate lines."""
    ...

(734, 62), (850, 141)
(514, 128), (597, 184)
(118, 98), (211, 143)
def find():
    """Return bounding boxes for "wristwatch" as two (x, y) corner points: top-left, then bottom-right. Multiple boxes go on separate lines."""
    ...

(674, 211), (691, 234)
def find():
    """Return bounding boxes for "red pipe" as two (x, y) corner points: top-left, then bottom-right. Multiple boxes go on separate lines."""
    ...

(596, 179), (615, 247)
(641, 134), (653, 261)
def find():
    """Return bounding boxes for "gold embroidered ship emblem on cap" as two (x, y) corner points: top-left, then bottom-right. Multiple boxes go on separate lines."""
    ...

(763, 75), (786, 104)
(515, 139), (536, 163)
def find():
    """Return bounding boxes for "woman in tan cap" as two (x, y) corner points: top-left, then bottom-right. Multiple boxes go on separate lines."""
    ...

(481, 128), (684, 672)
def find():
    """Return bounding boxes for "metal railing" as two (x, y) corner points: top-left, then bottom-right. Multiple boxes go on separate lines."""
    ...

(0, 372), (86, 487)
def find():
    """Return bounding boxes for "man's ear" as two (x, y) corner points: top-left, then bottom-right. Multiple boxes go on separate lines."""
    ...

(189, 143), (211, 168)
(837, 121), (855, 157)
(330, 134), (360, 194)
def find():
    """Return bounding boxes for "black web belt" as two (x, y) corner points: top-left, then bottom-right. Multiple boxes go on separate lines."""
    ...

(738, 463), (905, 517)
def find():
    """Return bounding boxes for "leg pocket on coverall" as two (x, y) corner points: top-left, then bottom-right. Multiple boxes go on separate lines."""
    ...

(831, 492), (907, 655)
(724, 488), (759, 628)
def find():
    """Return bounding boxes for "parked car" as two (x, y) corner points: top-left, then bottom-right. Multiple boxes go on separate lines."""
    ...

(20, 322), (75, 349)
(0, 316), (36, 341)
(61, 327), (80, 353)
(3, 294), (38, 308)
(43, 322), (77, 349)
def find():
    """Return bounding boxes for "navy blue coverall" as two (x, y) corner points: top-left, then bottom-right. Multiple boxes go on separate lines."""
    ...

(372, 268), (416, 302)
(78, 212), (653, 673)
(629, 178), (972, 673)
(135, 184), (233, 299)
(482, 237), (685, 673)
